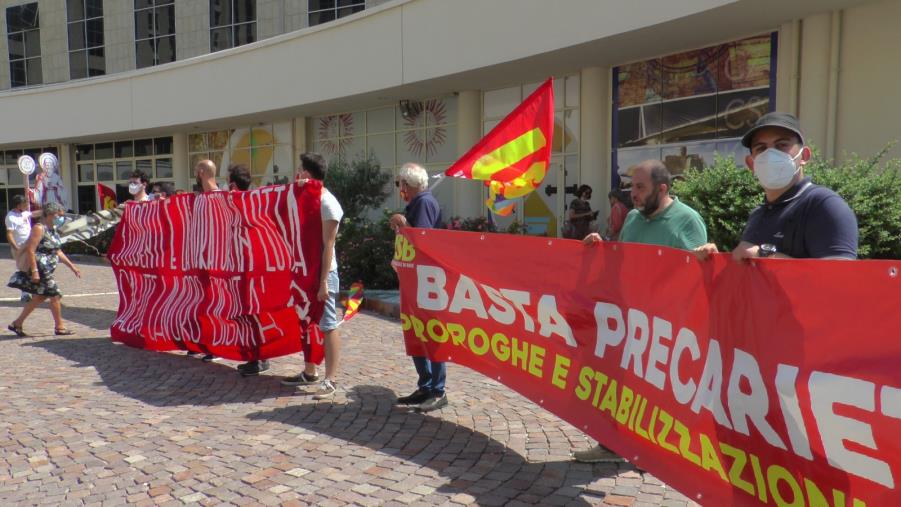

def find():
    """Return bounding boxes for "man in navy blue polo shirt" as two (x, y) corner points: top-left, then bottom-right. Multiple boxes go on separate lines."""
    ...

(389, 163), (447, 412)
(695, 112), (858, 260)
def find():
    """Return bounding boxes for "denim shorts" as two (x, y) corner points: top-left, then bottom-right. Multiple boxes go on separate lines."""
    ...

(320, 270), (342, 332)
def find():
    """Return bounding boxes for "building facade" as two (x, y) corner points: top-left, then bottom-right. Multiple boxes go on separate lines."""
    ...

(1, 0), (899, 238)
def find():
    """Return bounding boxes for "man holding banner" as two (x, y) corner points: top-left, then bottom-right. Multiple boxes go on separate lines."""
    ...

(577, 160), (707, 463)
(390, 163), (448, 412)
(281, 154), (344, 400)
(694, 112), (858, 261)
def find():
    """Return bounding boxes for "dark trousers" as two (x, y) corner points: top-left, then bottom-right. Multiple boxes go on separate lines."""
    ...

(412, 356), (446, 395)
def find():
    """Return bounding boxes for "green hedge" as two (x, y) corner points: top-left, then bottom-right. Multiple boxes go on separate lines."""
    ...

(673, 147), (901, 259)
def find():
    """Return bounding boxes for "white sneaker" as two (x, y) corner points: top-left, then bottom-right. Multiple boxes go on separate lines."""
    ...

(312, 380), (337, 400)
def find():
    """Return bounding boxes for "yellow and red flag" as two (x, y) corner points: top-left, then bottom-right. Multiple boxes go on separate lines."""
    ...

(97, 183), (117, 210)
(341, 281), (364, 322)
(446, 78), (554, 215)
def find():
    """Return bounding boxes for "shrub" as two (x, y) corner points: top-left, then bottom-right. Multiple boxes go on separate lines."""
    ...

(326, 153), (398, 289)
(447, 216), (496, 233)
(335, 212), (398, 290)
(672, 148), (901, 259)
(672, 155), (761, 251)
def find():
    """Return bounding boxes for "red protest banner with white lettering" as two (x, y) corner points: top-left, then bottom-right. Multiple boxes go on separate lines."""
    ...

(393, 228), (901, 506)
(108, 181), (325, 362)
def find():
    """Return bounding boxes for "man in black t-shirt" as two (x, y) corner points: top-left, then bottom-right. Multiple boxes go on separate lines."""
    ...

(695, 112), (858, 260)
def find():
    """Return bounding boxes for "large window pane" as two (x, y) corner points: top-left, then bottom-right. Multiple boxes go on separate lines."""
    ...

(157, 36), (175, 64)
(115, 141), (133, 158)
(155, 5), (175, 36)
(78, 163), (94, 182)
(234, 22), (255, 47)
(309, 0), (336, 10)
(337, 5), (364, 18)
(210, 27), (231, 52)
(155, 158), (173, 179)
(75, 144), (94, 161)
(154, 137), (172, 155)
(116, 161), (133, 180)
(86, 18), (103, 47)
(24, 30), (40, 58)
(69, 50), (87, 79)
(68, 22), (86, 50)
(135, 38), (154, 69)
(134, 139), (153, 157)
(209, 0), (231, 27)
(85, 0), (103, 19)
(134, 10), (153, 40)
(87, 47), (104, 76)
(25, 57), (41, 85)
(95, 142), (114, 159)
(77, 185), (96, 214)
(234, 0), (255, 23)
(8, 33), (24, 59)
(96, 162), (114, 180)
(308, 10), (335, 26)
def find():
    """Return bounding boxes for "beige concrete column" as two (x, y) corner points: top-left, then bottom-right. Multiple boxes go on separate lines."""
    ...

(798, 12), (833, 152)
(455, 90), (483, 217)
(775, 21), (801, 115)
(580, 66), (610, 225)
(172, 133), (189, 191)
(294, 117), (308, 170)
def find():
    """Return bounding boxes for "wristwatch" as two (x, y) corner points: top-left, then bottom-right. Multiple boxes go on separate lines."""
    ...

(758, 243), (777, 258)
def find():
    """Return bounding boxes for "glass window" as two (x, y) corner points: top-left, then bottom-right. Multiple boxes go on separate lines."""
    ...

(210, 0), (256, 52)
(612, 33), (776, 186)
(67, 0), (104, 79)
(135, 0), (176, 68)
(7, 3), (41, 88)
(73, 137), (175, 212)
(308, 0), (363, 26)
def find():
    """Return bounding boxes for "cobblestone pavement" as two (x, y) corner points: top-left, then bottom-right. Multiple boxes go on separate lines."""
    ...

(0, 257), (699, 506)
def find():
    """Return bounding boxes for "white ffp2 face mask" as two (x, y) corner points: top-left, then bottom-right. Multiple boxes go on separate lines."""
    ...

(753, 148), (802, 190)
(128, 182), (143, 195)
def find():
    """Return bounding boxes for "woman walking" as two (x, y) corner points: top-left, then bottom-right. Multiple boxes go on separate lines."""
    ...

(8, 202), (81, 337)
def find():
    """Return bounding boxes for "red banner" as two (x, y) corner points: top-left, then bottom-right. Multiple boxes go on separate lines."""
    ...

(108, 181), (324, 362)
(394, 228), (901, 506)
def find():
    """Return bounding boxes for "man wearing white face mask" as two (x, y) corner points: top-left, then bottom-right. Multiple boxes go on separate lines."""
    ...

(695, 112), (857, 261)
(127, 170), (150, 202)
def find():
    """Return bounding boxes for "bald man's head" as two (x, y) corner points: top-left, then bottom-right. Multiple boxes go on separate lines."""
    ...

(195, 159), (219, 192)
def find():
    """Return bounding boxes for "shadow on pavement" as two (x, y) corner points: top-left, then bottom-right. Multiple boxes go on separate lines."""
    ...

(0, 301), (118, 331)
(248, 385), (615, 505)
(26, 336), (294, 407)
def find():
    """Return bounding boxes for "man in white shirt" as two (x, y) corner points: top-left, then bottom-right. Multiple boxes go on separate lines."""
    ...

(6, 195), (35, 302)
(281, 153), (344, 400)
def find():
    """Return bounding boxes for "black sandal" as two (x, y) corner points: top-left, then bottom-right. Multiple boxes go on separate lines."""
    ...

(54, 328), (75, 336)
(8, 324), (27, 337)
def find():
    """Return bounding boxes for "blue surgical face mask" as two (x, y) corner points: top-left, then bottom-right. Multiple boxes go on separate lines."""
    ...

(53, 216), (65, 228)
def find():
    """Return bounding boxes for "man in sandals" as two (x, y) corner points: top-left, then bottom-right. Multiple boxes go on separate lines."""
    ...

(281, 153), (344, 400)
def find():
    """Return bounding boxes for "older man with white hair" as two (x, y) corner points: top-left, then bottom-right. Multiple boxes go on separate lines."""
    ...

(389, 163), (447, 412)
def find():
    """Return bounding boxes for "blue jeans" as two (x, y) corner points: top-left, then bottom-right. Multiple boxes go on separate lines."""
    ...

(412, 356), (446, 396)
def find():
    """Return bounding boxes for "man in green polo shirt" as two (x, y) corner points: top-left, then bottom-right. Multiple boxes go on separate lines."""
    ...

(574, 159), (707, 463)
(584, 159), (706, 249)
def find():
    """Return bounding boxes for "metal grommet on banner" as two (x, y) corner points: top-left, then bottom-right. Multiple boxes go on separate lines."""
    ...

(539, 399), (544, 405)
(547, 240), (553, 246)
(658, 249), (663, 256)
(480, 235), (485, 240)
(421, 230), (426, 235)
(612, 245), (617, 251)
(583, 425), (588, 430)
(685, 255), (691, 263)
(696, 494), (703, 500)
(890, 267), (898, 278)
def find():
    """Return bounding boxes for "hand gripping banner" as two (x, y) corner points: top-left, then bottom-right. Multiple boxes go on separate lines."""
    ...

(393, 228), (901, 506)
(108, 181), (325, 362)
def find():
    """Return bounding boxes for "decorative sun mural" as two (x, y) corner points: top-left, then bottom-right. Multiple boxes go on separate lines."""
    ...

(402, 99), (448, 158)
(317, 114), (355, 159)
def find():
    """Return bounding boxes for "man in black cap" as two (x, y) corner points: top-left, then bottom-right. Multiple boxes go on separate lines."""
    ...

(695, 112), (857, 260)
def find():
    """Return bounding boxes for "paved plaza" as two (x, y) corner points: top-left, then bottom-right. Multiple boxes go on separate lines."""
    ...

(0, 257), (698, 506)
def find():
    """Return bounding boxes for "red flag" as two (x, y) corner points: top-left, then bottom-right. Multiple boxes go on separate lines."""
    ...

(446, 78), (554, 214)
(97, 183), (117, 210)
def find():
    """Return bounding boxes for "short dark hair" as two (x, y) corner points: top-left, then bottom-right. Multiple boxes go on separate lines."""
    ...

(300, 153), (327, 181)
(130, 170), (149, 186)
(11, 194), (27, 207)
(647, 161), (672, 192)
(577, 184), (593, 199)
(227, 164), (252, 191)
(157, 182), (175, 197)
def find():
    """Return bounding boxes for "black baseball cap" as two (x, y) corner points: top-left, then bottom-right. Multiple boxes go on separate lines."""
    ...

(740, 112), (805, 148)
